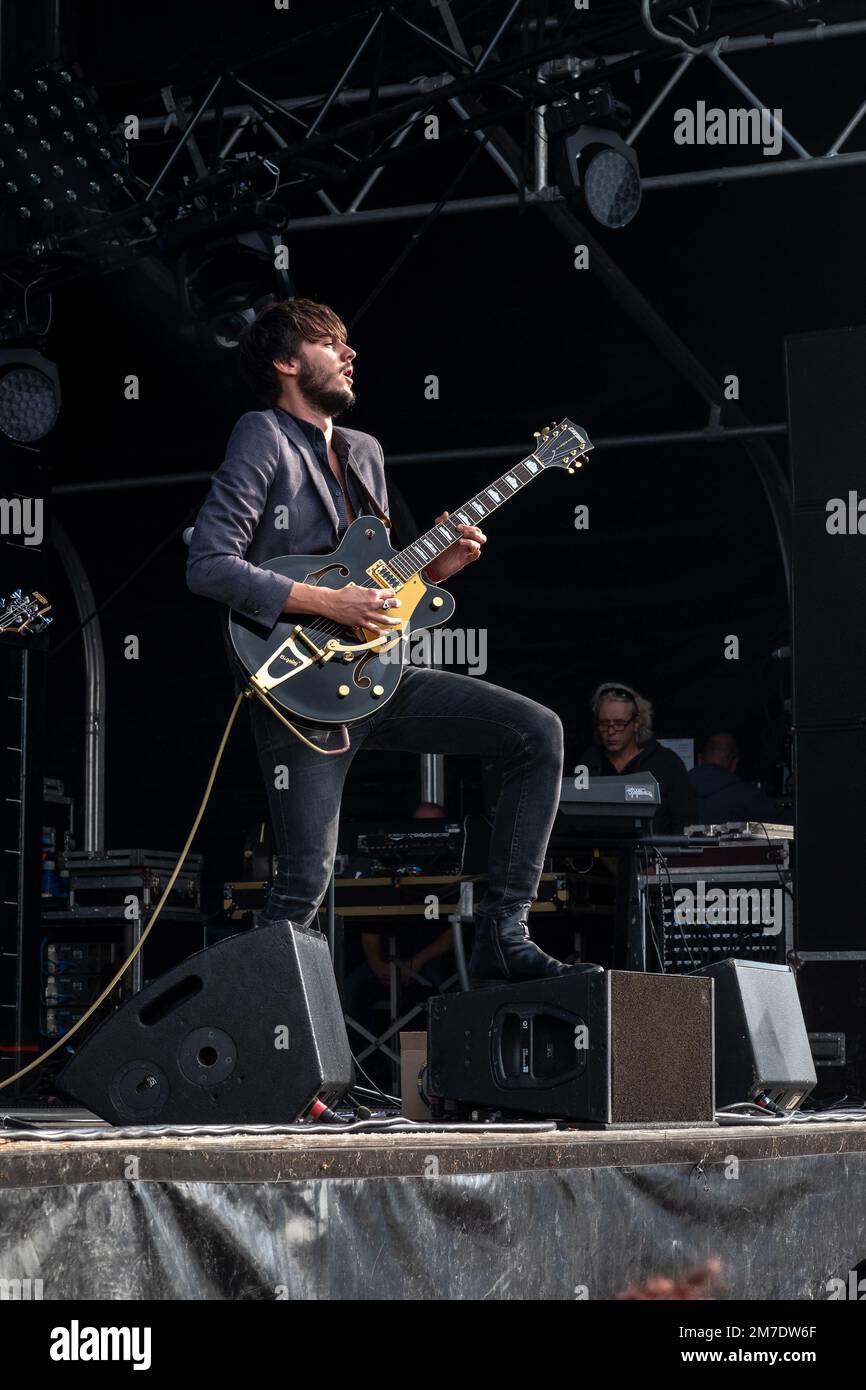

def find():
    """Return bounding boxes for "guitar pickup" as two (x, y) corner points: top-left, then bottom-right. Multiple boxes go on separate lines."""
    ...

(367, 560), (403, 590)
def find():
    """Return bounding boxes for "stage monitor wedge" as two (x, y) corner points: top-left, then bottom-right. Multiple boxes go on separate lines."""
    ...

(691, 959), (816, 1111)
(59, 921), (354, 1125)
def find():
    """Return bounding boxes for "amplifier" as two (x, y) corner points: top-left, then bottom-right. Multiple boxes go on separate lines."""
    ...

(43, 973), (106, 1006)
(427, 971), (714, 1126)
(44, 940), (118, 972)
(44, 1005), (116, 1040)
(351, 819), (466, 875)
(42, 939), (119, 1038)
(628, 840), (793, 973)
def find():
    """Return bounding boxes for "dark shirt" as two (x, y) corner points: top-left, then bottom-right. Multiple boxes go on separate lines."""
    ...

(581, 737), (696, 835)
(688, 763), (779, 825)
(283, 410), (365, 538)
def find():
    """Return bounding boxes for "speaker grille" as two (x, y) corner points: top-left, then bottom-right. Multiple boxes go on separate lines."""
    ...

(609, 972), (713, 1124)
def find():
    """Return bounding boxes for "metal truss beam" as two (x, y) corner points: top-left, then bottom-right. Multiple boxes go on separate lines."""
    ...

(121, 16), (866, 226)
(52, 424), (788, 496)
(609, 18), (866, 185)
(273, 133), (866, 230)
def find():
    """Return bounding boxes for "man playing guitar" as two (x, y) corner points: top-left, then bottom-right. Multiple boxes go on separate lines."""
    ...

(187, 297), (599, 987)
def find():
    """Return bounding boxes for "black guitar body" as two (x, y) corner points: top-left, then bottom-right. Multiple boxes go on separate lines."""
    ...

(228, 516), (456, 728)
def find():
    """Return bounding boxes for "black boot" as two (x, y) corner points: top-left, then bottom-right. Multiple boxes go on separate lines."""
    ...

(468, 903), (604, 988)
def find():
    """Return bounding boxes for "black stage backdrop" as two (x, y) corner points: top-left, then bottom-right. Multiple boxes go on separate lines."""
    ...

(29, 1), (866, 911)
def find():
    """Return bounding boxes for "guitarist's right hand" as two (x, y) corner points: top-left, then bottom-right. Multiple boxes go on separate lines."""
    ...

(318, 583), (403, 632)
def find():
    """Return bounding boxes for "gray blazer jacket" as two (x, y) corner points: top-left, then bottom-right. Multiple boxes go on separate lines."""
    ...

(186, 406), (389, 632)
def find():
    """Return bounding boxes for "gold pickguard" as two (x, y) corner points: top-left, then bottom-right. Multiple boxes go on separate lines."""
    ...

(359, 572), (429, 645)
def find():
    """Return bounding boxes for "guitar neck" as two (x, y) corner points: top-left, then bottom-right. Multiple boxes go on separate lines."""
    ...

(390, 453), (547, 582)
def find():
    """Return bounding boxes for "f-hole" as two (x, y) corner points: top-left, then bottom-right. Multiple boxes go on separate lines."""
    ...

(353, 648), (378, 689)
(306, 562), (350, 583)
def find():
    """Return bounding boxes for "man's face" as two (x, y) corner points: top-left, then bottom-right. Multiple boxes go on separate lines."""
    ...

(293, 333), (356, 415)
(596, 698), (638, 757)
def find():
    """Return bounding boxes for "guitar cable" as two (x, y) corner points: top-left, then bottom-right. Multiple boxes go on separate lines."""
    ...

(246, 681), (351, 756)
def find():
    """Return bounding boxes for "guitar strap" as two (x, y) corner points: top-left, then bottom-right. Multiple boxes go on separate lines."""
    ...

(346, 461), (392, 531)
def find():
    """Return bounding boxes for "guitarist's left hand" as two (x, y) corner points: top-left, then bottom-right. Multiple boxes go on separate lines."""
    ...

(426, 512), (487, 582)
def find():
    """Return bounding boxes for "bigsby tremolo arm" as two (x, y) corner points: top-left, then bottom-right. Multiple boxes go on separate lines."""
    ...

(252, 624), (399, 695)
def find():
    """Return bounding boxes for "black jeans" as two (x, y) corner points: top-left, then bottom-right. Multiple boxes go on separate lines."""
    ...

(248, 665), (563, 927)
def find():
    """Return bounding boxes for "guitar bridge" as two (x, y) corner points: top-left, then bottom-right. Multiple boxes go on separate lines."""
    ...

(294, 627), (329, 661)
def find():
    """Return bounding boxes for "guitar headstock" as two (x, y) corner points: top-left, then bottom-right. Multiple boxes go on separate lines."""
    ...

(0, 589), (52, 636)
(532, 418), (594, 473)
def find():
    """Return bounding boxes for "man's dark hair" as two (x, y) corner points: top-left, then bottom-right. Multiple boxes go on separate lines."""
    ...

(238, 297), (349, 406)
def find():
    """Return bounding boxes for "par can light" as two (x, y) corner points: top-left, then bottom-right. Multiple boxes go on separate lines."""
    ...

(583, 144), (642, 229)
(0, 350), (61, 441)
(548, 115), (642, 229)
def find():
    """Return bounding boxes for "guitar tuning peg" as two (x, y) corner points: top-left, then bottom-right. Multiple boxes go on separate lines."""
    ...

(566, 466), (575, 475)
(533, 431), (541, 438)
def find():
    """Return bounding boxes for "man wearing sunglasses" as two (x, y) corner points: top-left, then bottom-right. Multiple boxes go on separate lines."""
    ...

(581, 682), (695, 834)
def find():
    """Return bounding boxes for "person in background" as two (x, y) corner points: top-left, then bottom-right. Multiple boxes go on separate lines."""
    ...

(688, 732), (779, 825)
(581, 682), (695, 834)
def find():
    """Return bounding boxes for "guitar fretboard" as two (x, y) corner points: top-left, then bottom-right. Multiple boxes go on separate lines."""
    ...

(389, 454), (546, 583)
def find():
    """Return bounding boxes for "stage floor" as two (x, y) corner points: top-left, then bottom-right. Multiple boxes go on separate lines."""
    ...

(3, 1111), (866, 1181)
(2, 1112), (865, 1299)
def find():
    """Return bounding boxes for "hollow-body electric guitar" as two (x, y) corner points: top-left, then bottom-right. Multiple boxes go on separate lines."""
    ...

(229, 418), (593, 727)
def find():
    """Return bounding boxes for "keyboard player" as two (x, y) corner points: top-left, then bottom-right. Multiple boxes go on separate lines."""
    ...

(579, 682), (695, 835)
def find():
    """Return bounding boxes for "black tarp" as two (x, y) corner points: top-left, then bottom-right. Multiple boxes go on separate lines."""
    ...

(2, 1151), (865, 1299)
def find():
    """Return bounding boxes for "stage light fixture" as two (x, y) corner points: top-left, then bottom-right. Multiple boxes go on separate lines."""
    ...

(581, 138), (642, 229)
(0, 349), (60, 441)
(210, 291), (274, 350)
(177, 233), (295, 354)
(546, 91), (642, 229)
